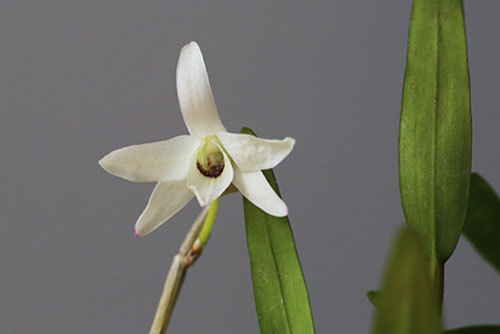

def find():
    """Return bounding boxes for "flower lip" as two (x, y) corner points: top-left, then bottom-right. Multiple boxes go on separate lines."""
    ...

(196, 158), (224, 178)
(195, 136), (225, 178)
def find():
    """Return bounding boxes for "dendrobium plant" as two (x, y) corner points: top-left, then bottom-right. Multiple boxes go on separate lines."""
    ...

(99, 42), (295, 236)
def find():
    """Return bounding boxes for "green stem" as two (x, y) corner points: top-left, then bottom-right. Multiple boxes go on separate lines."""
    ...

(429, 260), (444, 312)
(193, 198), (220, 252)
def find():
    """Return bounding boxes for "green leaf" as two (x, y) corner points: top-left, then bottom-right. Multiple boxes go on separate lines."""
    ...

(446, 326), (500, 334)
(241, 127), (315, 334)
(399, 0), (471, 264)
(367, 290), (381, 308)
(373, 228), (442, 334)
(463, 173), (500, 273)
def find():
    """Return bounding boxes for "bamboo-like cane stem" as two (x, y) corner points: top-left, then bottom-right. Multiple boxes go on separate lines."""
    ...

(149, 207), (210, 334)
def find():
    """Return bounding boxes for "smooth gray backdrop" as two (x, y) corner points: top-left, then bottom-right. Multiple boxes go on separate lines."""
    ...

(1, 1), (499, 333)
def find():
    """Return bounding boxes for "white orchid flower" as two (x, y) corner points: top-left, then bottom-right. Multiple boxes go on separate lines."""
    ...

(99, 42), (295, 236)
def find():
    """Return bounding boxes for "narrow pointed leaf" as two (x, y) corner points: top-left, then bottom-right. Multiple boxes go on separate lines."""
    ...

(241, 127), (315, 334)
(446, 326), (500, 334)
(373, 228), (441, 334)
(399, 0), (471, 264)
(463, 173), (500, 273)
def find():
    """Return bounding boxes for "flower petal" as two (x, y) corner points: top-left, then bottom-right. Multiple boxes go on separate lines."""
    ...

(216, 132), (295, 172)
(135, 181), (194, 236)
(176, 41), (226, 137)
(232, 168), (288, 217)
(99, 135), (201, 182)
(186, 142), (234, 206)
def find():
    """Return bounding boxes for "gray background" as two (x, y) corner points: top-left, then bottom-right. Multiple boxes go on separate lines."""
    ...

(1, 0), (499, 333)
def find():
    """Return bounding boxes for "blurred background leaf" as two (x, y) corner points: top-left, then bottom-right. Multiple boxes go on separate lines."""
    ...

(463, 173), (500, 273)
(372, 228), (441, 334)
(446, 326), (500, 334)
(241, 127), (315, 334)
(399, 0), (471, 265)
(367, 290), (380, 308)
